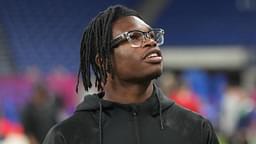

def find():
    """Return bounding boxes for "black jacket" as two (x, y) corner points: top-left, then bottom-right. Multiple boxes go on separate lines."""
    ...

(43, 86), (219, 144)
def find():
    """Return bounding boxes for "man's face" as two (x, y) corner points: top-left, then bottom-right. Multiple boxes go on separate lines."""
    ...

(110, 16), (163, 82)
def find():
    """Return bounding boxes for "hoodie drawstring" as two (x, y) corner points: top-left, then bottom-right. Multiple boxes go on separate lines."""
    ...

(156, 94), (164, 130)
(98, 101), (103, 144)
(98, 92), (164, 144)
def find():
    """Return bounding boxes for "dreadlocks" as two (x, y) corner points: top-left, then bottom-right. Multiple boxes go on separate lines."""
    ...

(76, 5), (142, 92)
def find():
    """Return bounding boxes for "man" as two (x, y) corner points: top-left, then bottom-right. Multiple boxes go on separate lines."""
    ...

(23, 84), (58, 144)
(43, 5), (219, 144)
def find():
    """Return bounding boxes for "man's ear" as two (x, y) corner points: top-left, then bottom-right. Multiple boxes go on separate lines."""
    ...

(96, 54), (113, 74)
(95, 54), (103, 68)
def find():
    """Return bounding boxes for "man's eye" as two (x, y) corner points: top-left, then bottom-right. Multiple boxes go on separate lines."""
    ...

(148, 32), (156, 39)
(129, 32), (143, 40)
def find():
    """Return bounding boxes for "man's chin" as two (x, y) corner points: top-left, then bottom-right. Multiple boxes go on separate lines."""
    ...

(151, 70), (162, 79)
(143, 70), (162, 81)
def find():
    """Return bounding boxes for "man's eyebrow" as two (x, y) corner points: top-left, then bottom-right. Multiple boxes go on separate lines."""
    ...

(143, 27), (153, 32)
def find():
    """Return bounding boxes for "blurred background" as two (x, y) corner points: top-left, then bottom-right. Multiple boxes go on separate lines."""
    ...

(0, 0), (255, 144)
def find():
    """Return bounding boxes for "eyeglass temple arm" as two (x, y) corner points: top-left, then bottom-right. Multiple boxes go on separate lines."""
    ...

(111, 34), (126, 48)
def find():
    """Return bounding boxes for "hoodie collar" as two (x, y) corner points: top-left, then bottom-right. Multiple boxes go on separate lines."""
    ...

(76, 84), (174, 116)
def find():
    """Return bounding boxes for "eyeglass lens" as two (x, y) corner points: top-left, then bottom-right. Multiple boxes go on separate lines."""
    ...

(127, 30), (164, 47)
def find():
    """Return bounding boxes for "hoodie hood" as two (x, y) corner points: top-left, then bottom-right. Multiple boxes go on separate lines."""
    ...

(76, 85), (174, 116)
(75, 86), (173, 144)
(43, 85), (220, 144)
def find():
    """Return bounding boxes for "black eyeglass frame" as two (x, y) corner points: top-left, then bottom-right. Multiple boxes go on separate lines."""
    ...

(111, 28), (165, 48)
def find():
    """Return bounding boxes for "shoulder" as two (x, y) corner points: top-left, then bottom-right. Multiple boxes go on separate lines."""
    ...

(54, 110), (96, 134)
(166, 103), (206, 124)
(165, 103), (219, 144)
(43, 111), (95, 144)
(164, 103), (211, 134)
(42, 123), (67, 144)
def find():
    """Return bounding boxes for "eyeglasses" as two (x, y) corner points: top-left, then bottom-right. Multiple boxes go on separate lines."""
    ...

(111, 28), (165, 48)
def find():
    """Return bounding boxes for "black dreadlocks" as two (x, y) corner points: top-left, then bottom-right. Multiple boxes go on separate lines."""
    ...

(76, 5), (142, 92)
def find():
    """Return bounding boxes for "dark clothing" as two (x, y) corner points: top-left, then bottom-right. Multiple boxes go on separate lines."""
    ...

(22, 102), (57, 142)
(43, 85), (219, 144)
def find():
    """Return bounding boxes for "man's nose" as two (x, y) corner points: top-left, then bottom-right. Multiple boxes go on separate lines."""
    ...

(143, 37), (157, 48)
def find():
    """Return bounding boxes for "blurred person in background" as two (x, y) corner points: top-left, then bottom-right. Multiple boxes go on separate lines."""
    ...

(46, 67), (77, 114)
(246, 111), (256, 144)
(219, 84), (243, 138)
(43, 5), (219, 144)
(251, 82), (256, 106)
(21, 84), (59, 144)
(219, 83), (254, 144)
(169, 80), (203, 114)
(0, 116), (27, 144)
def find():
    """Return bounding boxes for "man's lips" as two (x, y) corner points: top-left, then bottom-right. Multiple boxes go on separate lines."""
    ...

(143, 48), (162, 59)
(143, 49), (162, 63)
(144, 56), (162, 63)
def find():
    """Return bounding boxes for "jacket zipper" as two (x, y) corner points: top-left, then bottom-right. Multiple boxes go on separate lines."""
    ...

(132, 111), (140, 144)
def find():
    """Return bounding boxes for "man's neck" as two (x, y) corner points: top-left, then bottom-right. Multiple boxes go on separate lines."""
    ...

(103, 79), (154, 104)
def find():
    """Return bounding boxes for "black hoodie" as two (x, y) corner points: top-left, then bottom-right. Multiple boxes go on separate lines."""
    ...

(43, 85), (219, 144)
